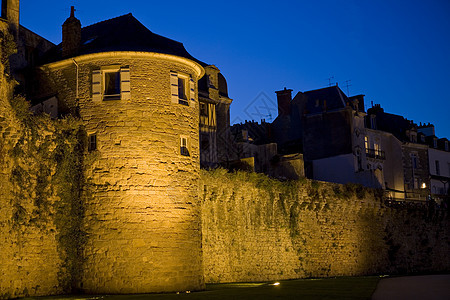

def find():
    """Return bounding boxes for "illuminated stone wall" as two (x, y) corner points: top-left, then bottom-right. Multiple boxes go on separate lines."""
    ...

(38, 53), (204, 293)
(201, 169), (450, 283)
(1, 25), (449, 297)
(0, 24), (84, 297)
(0, 24), (57, 299)
(0, 111), (85, 299)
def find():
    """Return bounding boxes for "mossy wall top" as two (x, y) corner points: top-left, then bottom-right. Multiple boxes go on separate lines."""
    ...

(201, 169), (450, 283)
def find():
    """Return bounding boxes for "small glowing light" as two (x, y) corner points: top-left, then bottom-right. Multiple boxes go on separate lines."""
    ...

(186, 291), (191, 294)
(421, 183), (426, 189)
(272, 282), (280, 286)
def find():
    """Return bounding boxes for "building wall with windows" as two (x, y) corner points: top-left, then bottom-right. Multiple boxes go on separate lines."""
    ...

(428, 148), (450, 199)
(198, 65), (233, 168)
(365, 129), (404, 198)
(302, 98), (386, 188)
(402, 143), (429, 202)
(36, 52), (205, 293)
(303, 108), (354, 161)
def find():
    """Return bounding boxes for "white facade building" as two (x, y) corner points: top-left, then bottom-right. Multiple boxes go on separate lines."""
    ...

(428, 147), (450, 200)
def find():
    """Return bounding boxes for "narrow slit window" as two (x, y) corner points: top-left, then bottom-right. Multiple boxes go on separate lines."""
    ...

(370, 115), (377, 129)
(374, 143), (381, 157)
(364, 136), (369, 153)
(356, 149), (362, 171)
(413, 177), (419, 189)
(411, 154), (418, 169)
(88, 134), (97, 151)
(180, 137), (189, 156)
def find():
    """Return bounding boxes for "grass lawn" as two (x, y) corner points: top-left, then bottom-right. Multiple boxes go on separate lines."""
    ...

(27, 277), (380, 300)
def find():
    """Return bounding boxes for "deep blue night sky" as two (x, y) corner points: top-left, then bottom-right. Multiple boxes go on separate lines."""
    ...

(20, 0), (450, 137)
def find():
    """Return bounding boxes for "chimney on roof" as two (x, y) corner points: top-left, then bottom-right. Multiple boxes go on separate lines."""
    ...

(62, 6), (81, 58)
(275, 87), (292, 117)
(417, 123), (435, 137)
(1, 0), (20, 40)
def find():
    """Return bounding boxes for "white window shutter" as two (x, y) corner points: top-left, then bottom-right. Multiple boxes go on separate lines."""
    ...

(170, 71), (178, 104)
(120, 67), (131, 100)
(189, 77), (195, 105)
(92, 70), (102, 102)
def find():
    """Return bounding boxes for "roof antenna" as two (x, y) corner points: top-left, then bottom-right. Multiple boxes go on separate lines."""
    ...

(327, 76), (334, 87)
(344, 80), (352, 95)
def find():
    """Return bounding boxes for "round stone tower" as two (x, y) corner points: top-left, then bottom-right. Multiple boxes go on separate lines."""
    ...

(39, 12), (205, 293)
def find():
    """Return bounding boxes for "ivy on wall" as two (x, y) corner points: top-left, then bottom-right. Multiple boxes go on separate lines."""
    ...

(0, 28), (16, 73)
(7, 93), (87, 293)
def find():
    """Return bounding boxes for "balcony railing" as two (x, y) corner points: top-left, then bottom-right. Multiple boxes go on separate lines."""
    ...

(365, 148), (385, 160)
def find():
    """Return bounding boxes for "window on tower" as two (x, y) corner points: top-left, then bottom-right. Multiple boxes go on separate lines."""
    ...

(180, 136), (189, 156)
(92, 66), (131, 101)
(104, 71), (121, 99)
(88, 134), (97, 151)
(170, 71), (195, 106)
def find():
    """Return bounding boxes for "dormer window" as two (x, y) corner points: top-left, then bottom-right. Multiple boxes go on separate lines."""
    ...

(370, 115), (376, 129)
(433, 138), (437, 148)
(83, 37), (96, 45)
(445, 141), (449, 151)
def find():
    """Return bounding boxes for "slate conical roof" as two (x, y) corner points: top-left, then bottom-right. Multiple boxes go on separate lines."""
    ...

(42, 13), (202, 64)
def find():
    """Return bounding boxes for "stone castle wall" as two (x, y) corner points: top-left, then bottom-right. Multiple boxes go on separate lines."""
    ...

(1, 26), (449, 298)
(1, 22), (68, 298)
(38, 54), (204, 293)
(0, 52), (83, 299)
(201, 169), (450, 283)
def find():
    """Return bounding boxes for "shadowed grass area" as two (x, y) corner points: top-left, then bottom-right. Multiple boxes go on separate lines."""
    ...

(25, 276), (380, 300)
